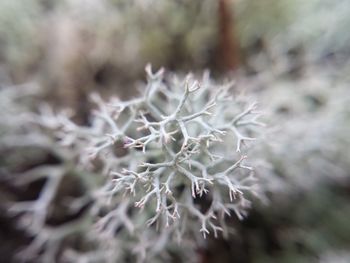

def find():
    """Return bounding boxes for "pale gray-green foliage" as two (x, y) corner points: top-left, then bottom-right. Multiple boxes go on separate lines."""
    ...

(2, 0), (349, 74)
(1, 67), (264, 262)
(0, 0), (43, 70)
(286, 0), (350, 58)
(252, 65), (350, 192)
(0, 0), (218, 80)
(235, 0), (297, 47)
(236, 0), (350, 59)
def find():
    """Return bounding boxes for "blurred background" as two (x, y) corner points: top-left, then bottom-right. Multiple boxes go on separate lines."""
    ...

(1, 0), (350, 262)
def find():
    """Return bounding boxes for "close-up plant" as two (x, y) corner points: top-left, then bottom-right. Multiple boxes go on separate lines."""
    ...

(1, 66), (266, 262)
(1, 0), (350, 262)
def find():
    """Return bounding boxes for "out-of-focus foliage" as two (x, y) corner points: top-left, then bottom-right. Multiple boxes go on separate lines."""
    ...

(235, 0), (350, 60)
(249, 63), (350, 262)
(257, 66), (350, 190)
(0, 0), (218, 85)
(0, 0), (43, 80)
(235, 0), (296, 47)
(1, 0), (349, 108)
(287, 0), (350, 58)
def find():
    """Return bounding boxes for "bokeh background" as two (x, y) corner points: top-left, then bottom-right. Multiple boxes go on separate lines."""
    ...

(1, 0), (350, 262)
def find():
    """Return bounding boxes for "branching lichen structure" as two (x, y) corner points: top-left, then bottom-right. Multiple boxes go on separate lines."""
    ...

(1, 66), (264, 262)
